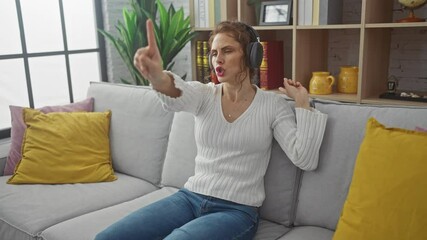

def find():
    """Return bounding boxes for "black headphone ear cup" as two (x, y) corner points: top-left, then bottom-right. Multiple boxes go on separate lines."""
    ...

(247, 42), (264, 68)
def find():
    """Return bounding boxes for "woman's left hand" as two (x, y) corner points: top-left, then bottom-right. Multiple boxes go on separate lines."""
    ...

(278, 78), (311, 109)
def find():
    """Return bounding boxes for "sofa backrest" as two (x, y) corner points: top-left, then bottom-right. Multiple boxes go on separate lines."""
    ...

(0, 157), (6, 176)
(161, 102), (300, 227)
(259, 139), (300, 226)
(87, 82), (174, 186)
(295, 100), (427, 230)
(161, 111), (197, 188)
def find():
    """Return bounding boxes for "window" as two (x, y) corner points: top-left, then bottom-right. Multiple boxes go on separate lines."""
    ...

(0, 0), (107, 139)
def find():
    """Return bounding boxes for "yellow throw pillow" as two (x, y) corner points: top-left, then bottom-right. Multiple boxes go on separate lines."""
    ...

(8, 108), (117, 184)
(333, 118), (427, 240)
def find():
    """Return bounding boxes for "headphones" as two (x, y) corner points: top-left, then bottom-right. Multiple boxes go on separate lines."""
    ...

(209, 22), (264, 70)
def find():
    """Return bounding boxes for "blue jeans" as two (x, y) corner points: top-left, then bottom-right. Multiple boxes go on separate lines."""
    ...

(94, 188), (259, 240)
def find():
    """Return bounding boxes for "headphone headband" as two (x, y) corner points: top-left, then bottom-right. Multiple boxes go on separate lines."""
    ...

(241, 23), (263, 69)
(209, 21), (264, 71)
(242, 23), (261, 44)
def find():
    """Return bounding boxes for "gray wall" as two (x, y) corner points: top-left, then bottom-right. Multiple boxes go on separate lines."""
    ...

(102, 0), (192, 84)
(327, 0), (427, 92)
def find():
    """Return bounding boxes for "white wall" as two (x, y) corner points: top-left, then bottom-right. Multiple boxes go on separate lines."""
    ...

(102, 0), (129, 83)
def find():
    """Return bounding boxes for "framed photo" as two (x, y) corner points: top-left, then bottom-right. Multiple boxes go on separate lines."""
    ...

(259, 0), (292, 26)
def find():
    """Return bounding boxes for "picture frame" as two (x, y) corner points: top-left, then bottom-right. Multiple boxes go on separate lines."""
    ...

(259, 0), (292, 26)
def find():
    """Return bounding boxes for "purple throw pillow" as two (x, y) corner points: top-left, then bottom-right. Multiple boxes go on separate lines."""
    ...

(4, 98), (94, 175)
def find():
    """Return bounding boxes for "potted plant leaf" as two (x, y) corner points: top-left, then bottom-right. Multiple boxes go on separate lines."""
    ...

(99, 0), (197, 85)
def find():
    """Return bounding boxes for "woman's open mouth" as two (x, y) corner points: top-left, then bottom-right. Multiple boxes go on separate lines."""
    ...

(215, 67), (225, 77)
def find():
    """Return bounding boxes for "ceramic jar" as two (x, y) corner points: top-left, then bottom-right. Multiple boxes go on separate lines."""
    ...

(309, 72), (335, 95)
(338, 66), (358, 94)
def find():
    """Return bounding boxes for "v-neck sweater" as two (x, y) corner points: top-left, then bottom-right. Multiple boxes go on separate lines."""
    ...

(156, 72), (328, 207)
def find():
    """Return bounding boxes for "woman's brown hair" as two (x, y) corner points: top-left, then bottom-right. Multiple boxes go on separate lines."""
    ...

(208, 21), (257, 84)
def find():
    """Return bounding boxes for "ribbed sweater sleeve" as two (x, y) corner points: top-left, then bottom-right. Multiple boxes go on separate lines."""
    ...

(272, 96), (328, 171)
(154, 71), (213, 114)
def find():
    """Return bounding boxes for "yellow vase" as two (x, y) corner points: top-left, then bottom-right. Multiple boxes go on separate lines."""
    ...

(309, 72), (335, 95)
(338, 66), (358, 94)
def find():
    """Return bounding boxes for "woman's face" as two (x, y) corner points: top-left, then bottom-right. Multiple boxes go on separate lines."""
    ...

(210, 33), (246, 83)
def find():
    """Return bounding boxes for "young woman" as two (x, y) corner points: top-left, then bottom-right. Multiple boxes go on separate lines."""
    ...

(95, 19), (327, 240)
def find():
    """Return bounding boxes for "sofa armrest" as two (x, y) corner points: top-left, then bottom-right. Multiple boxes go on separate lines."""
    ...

(0, 138), (11, 176)
(0, 157), (5, 176)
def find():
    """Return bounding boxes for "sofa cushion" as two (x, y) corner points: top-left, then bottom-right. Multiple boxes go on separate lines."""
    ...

(295, 99), (427, 230)
(4, 98), (94, 175)
(254, 220), (291, 240)
(40, 186), (290, 240)
(333, 118), (427, 240)
(161, 111), (197, 188)
(277, 226), (334, 240)
(8, 109), (116, 184)
(0, 173), (157, 239)
(259, 139), (300, 227)
(87, 82), (174, 185)
(0, 157), (6, 177)
(40, 187), (179, 240)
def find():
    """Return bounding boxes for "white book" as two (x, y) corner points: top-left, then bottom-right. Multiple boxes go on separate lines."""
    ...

(194, 0), (200, 27)
(298, 0), (305, 25)
(208, 0), (215, 27)
(199, 0), (207, 27)
(319, 0), (343, 25)
(214, 0), (221, 24)
(304, 0), (313, 25)
(312, 0), (320, 25)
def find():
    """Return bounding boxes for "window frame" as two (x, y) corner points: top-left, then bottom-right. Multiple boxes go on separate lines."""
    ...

(0, 0), (107, 140)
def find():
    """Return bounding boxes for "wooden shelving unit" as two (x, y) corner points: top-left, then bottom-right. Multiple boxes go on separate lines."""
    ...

(189, 0), (427, 106)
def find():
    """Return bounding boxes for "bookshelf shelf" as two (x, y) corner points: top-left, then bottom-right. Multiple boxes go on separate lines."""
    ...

(296, 24), (361, 30)
(192, 28), (215, 32)
(254, 26), (293, 31)
(309, 93), (358, 103)
(189, 0), (427, 107)
(366, 22), (427, 29)
(361, 98), (427, 107)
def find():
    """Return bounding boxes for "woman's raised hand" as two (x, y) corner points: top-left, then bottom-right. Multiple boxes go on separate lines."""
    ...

(279, 78), (311, 109)
(133, 19), (164, 84)
(134, 19), (181, 97)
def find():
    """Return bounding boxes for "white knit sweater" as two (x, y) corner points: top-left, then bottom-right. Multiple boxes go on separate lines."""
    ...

(156, 72), (328, 207)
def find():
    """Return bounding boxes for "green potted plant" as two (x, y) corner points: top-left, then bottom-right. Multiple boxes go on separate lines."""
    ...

(99, 0), (197, 85)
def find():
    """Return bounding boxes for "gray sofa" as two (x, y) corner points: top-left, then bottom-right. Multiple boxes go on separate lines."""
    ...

(1, 81), (426, 240)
